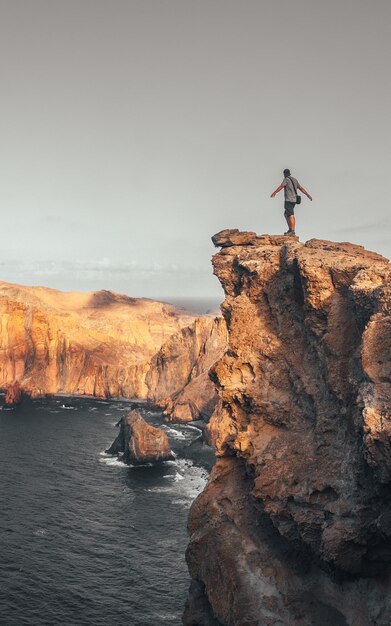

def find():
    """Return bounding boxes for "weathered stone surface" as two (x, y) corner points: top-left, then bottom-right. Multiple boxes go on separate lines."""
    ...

(0, 282), (195, 399)
(146, 317), (227, 423)
(4, 381), (22, 406)
(107, 410), (173, 464)
(212, 229), (298, 248)
(185, 233), (391, 625)
(183, 580), (223, 626)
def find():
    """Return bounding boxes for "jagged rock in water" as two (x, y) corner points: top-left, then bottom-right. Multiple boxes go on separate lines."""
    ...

(184, 230), (391, 626)
(4, 381), (22, 406)
(107, 410), (173, 464)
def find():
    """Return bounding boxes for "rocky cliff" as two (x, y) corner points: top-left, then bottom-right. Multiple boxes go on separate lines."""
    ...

(185, 230), (391, 626)
(107, 410), (174, 464)
(0, 281), (226, 419)
(147, 316), (227, 422)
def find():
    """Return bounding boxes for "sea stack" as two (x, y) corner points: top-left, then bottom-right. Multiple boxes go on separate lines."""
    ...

(107, 410), (174, 465)
(184, 230), (391, 626)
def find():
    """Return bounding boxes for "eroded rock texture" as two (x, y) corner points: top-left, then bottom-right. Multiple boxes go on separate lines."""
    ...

(147, 317), (227, 422)
(185, 230), (391, 626)
(4, 381), (23, 406)
(0, 282), (195, 398)
(0, 281), (226, 421)
(107, 410), (173, 464)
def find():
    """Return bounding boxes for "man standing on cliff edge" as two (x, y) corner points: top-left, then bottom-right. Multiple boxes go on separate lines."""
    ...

(270, 169), (312, 236)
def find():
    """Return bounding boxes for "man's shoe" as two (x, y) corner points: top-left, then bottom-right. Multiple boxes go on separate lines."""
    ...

(284, 229), (296, 236)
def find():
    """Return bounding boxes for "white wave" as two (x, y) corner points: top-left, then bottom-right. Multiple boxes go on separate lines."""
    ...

(171, 459), (208, 501)
(99, 455), (127, 468)
(171, 498), (193, 507)
(174, 458), (199, 472)
(145, 613), (179, 622)
(143, 613), (179, 622)
(33, 528), (48, 537)
(182, 423), (203, 432)
(142, 457), (209, 504)
(99, 451), (128, 467)
(60, 404), (76, 410)
(162, 426), (187, 440)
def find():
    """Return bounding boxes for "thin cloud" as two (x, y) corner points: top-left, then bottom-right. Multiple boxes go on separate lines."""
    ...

(0, 259), (210, 280)
(332, 217), (390, 235)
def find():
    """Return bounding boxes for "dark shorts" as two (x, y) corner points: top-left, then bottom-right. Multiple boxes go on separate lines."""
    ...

(284, 201), (296, 217)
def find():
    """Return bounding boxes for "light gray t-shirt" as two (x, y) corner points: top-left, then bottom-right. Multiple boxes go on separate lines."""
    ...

(282, 176), (300, 203)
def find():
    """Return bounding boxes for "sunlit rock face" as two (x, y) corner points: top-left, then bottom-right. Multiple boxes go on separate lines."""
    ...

(0, 281), (226, 421)
(4, 381), (23, 406)
(185, 230), (391, 626)
(107, 410), (173, 464)
(0, 282), (195, 399)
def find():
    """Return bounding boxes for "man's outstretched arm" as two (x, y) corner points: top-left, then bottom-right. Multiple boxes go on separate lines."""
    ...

(270, 184), (284, 198)
(298, 184), (313, 201)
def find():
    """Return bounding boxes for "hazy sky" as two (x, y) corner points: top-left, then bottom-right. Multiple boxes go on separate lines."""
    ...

(0, 0), (390, 300)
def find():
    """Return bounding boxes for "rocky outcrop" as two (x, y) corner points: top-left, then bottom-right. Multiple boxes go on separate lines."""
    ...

(106, 410), (173, 464)
(185, 230), (391, 625)
(4, 381), (23, 406)
(147, 317), (227, 422)
(0, 281), (226, 420)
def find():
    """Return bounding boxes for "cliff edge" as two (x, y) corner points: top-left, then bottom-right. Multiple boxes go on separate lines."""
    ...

(185, 230), (391, 626)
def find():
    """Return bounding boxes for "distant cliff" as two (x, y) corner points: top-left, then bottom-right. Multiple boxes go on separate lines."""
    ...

(0, 282), (226, 419)
(184, 230), (391, 626)
(147, 316), (227, 422)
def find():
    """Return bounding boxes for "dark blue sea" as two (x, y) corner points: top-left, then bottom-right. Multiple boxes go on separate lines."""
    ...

(0, 397), (208, 626)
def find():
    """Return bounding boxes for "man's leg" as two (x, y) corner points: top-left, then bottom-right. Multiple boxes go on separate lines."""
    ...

(284, 203), (296, 233)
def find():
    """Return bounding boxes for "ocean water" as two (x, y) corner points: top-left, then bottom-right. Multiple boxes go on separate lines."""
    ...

(162, 297), (222, 315)
(0, 397), (208, 626)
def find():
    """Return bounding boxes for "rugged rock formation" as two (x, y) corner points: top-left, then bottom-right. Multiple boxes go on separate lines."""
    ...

(4, 381), (23, 406)
(0, 281), (226, 420)
(0, 282), (195, 398)
(185, 230), (391, 625)
(147, 317), (227, 422)
(107, 410), (173, 464)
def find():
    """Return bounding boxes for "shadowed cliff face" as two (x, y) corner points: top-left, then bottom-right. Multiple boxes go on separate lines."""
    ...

(147, 317), (227, 422)
(0, 282), (226, 418)
(185, 230), (391, 626)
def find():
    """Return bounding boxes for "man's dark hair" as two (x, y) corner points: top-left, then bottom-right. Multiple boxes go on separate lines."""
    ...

(283, 168), (291, 177)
